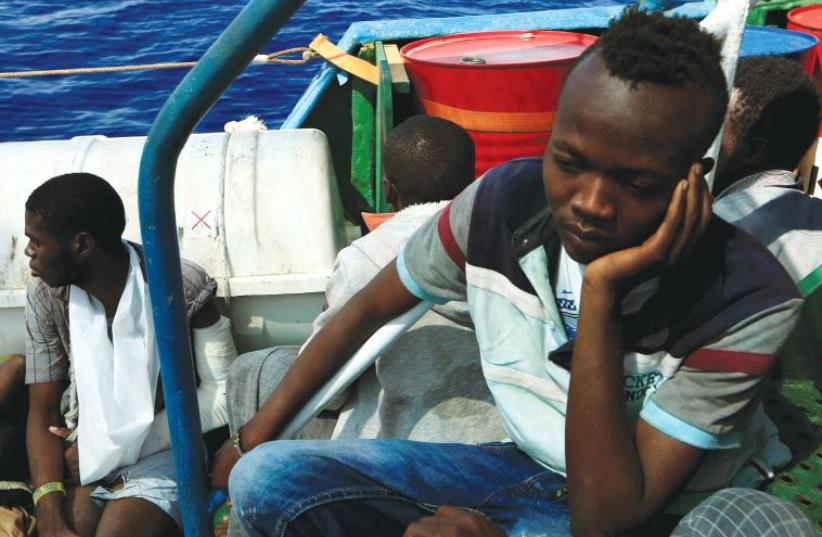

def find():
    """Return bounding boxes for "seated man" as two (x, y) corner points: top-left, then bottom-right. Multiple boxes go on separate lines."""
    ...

(310, 114), (506, 442)
(713, 54), (822, 367)
(220, 10), (804, 537)
(672, 54), (822, 537)
(713, 55), (822, 285)
(0, 355), (26, 483)
(221, 115), (505, 460)
(0, 354), (30, 526)
(24, 173), (237, 537)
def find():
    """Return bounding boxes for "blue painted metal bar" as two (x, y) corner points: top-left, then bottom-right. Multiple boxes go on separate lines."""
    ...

(638, 0), (686, 11)
(137, 0), (304, 535)
(282, 1), (715, 129)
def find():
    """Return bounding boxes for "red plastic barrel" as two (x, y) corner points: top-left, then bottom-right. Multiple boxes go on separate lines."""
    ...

(401, 31), (597, 177)
(788, 5), (822, 135)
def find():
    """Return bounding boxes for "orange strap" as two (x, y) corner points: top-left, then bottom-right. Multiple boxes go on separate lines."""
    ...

(420, 98), (555, 133)
(309, 34), (378, 85)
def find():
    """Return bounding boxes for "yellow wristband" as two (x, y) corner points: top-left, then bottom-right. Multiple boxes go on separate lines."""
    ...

(32, 481), (66, 507)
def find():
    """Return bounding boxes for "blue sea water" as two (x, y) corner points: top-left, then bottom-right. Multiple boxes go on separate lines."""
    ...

(0, 0), (631, 143)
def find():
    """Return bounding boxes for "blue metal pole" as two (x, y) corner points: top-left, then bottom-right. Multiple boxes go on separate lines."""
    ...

(638, 0), (679, 11)
(137, 0), (304, 535)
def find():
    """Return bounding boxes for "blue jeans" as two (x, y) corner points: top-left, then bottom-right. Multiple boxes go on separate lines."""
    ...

(230, 439), (569, 537)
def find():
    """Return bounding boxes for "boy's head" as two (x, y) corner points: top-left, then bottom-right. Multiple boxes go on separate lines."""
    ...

(383, 115), (475, 209)
(24, 173), (126, 287)
(714, 56), (821, 194)
(544, 8), (727, 264)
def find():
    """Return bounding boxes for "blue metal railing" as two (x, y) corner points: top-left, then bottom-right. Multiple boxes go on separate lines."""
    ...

(137, 0), (305, 534)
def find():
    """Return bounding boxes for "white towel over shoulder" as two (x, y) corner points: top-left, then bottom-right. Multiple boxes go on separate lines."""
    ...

(70, 243), (159, 485)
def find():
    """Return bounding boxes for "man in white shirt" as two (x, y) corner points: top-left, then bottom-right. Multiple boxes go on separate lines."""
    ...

(24, 173), (236, 537)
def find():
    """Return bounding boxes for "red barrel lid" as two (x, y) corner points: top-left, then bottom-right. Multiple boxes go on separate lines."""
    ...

(401, 30), (597, 68)
(788, 4), (822, 31)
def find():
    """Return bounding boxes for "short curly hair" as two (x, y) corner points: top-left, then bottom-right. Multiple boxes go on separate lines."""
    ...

(585, 7), (729, 148)
(384, 115), (475, 205)
(26, 173), (126, 255)
(730, 55), (820, 170)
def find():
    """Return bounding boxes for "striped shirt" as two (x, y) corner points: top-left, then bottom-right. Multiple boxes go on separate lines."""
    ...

(399, 158), (803, 511)
(714, 169), (822, 288)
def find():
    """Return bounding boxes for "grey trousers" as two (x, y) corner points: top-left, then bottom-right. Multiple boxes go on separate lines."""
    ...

(226, 346), (339, 440)
(226, 346), (338, 537)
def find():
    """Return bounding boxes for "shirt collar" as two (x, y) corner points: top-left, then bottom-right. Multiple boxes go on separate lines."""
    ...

(714, 170), (801, 201)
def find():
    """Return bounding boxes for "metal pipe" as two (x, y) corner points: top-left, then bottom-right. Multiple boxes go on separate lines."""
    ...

(278, 302), (432, 439)
(137, 0), (305, 534)
(699, 0), (750, 190)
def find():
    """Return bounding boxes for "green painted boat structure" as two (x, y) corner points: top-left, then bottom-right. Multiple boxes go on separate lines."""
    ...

(748, 0), (822, 26)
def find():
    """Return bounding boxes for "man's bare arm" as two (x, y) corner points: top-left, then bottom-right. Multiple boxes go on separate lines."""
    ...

(0, 355), (24, 409)
(28, 381), (79, 536)
(242, 260), (419, 447)
(566, 285), (703, 536)
(566, 166), (712, 535)
(211, 261), (419, 487)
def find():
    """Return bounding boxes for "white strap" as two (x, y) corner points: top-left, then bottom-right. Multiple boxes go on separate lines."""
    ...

(71, 244), (159, 484)
(699, 0), (751, 190)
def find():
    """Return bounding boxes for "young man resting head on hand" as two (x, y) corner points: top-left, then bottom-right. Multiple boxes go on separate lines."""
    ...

(217, 9), (802, 537)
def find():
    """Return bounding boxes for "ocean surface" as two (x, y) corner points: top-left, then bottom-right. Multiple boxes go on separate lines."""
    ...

(1, 0), (631, 143)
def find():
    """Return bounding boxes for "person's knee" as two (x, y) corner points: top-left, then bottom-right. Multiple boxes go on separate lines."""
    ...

(229, 441), (302, 514)
(229, 447), (264, 511)
(672, 488), (815, 537)
(65, 485), (103, 537)
(0, 355), (25, 397)
(7, 355), (25, 381)
(96, 497), (180, 537)
(230, 440), (354, 519)
(226, 348), (297, 432)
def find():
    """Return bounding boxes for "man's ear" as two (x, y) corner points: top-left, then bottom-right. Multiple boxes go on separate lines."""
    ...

(383, 175), (399, 209)
(741, 135), (768, 167)
(72, 232), (95, 262)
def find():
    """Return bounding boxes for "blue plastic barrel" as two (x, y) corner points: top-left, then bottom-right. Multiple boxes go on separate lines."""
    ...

(740, 26), (818, 70)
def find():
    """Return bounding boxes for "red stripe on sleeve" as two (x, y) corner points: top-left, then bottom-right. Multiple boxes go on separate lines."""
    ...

(682, 348), (776, 375)
(437, 202), (466, 271)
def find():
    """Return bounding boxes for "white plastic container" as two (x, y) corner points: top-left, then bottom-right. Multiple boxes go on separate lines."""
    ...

(0, 129), (346, 353)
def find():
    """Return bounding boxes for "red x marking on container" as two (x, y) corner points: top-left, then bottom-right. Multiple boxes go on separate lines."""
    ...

(191, 210), (212, 230)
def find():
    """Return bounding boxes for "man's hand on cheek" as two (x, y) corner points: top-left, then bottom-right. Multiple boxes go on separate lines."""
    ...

(585, 161), (712, 294)
(403, 507), (506, 537)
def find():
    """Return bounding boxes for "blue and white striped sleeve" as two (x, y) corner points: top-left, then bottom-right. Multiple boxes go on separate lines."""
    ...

(398, 180), (479, 304)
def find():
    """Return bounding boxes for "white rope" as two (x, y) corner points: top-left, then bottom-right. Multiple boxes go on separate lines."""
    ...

(0, 47), (316, 79)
